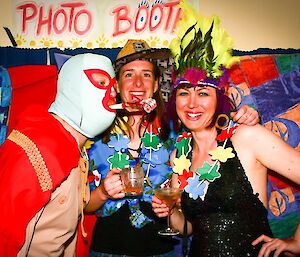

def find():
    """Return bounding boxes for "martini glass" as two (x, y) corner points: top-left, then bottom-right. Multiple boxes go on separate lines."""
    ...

(154, 187), (183, 236)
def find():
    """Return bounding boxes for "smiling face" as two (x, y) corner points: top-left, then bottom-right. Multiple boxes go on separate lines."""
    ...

(176, 85), (218, 132)
(116, 60), (158, 112)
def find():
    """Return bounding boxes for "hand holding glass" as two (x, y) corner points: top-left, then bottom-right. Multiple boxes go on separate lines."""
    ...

(153, 187), (183, 236)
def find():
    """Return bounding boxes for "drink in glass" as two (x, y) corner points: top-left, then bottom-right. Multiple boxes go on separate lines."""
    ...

(121, 165), (144, 197)
(154, 187), (183, 236)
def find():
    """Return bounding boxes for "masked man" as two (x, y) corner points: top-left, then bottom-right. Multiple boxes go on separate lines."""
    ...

(0, 53), (117, 257)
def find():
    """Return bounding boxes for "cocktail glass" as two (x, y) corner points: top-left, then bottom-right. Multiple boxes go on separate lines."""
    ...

(153, 187), (183, 236)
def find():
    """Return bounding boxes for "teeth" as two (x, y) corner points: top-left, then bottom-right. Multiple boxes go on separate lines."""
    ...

(131, 92), (143, 96)
(188, 113), (201, 118)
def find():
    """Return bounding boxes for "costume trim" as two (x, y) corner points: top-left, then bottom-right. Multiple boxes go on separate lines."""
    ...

(79, 155), (89, 237)
(170, 1), (239, 90)
(8, 129), (53, 192)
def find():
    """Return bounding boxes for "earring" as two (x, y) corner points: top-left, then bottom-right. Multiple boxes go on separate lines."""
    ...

(215, 114), (229, 130)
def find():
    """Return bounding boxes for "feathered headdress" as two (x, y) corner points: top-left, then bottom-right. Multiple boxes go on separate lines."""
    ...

(170, 0), (239, 90)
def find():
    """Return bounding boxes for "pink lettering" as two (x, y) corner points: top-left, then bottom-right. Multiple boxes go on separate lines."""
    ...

(134, 5), (148, 33)
(37, 6), (52, 35)
(112, 5), (132, 37)
(112, 1), (181, 37)
(53, 9), (67, 34)
(61, 3), (85, 32)
(16, 3), (38, 33)
(73, 10), (92, 35)
(149, 4), (163, 32)
(172, 6), (182, 32)
(16, 2), (92, 36)
(164, 0), (180, 31)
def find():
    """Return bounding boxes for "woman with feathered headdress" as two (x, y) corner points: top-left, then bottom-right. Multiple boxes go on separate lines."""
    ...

(152, 1), (300, 256)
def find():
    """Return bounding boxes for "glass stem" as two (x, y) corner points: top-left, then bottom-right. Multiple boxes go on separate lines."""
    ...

(167, 212), (171, 229)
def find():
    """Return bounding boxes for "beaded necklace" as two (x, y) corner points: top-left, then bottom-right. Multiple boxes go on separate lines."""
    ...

(173, 118), (238, 200)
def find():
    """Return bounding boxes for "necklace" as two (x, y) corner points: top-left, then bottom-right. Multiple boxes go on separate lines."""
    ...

(107, 116), (164, 186)
(173, 119), (238, 200)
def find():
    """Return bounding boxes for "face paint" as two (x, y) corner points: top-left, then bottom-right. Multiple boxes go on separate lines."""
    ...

(49, 53), (116, 138)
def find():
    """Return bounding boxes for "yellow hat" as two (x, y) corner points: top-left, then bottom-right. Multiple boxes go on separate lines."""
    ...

(114, 39), (171, 74)
(114, 39), (174, 101)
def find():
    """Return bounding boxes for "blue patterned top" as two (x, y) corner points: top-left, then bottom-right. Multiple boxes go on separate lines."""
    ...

(88, 130), (175, 228)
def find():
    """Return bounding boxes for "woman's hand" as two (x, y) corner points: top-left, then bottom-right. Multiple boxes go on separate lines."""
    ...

(85, 168), (125, 212)
(252, 234), (300, 257)
(151, 195), (169, 218)
(231, 105), (260, 126)
(101, 168), (125, 200)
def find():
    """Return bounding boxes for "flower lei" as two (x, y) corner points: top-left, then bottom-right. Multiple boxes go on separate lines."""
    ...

(87, 118), (173, 228)
(173, 119), (238, 200)
(107, 122), (163, 187)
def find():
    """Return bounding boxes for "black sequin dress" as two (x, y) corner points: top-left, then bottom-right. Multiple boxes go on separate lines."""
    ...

(181, 140), (274, 257)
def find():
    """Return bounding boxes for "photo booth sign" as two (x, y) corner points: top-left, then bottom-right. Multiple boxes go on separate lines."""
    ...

(12, 0), (199, 49)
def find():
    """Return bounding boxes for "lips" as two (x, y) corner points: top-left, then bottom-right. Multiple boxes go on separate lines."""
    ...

(103, 88), (117, 112)
(107, 96), (116, 107)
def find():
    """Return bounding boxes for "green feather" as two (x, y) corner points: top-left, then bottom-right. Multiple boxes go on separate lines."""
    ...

(170, 0), (239, 78)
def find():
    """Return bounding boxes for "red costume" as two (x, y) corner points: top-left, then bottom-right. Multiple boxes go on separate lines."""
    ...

(0, 106), (80, 256)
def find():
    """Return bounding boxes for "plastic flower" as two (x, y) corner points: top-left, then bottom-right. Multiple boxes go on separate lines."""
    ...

(175, 137), (192, 156)
(108, 134), (130, 152)
(173, 154), (191, 175)
(108, 152), (129, 169)
(177, 131), (192, 142)
(216, 126), (238, 141)
(185, 176), (207, 200)
(196, 162), (221, 182)
(178, 169), (194, 189)
(209, 146), (235, 162)
(142, 132), (161, 150)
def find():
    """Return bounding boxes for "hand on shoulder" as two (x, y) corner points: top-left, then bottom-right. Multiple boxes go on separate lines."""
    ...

(230, 105), (260, 126)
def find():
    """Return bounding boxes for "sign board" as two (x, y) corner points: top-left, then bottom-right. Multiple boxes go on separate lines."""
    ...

(12, 0), (199, 49)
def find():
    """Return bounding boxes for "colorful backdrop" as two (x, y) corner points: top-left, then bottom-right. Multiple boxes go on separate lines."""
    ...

(1, 48), (299, 240)
(229, 53), (300, 238)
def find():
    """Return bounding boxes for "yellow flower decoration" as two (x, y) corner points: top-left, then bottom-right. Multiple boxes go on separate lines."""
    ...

(173, 154), (191, 175)
(209, 146), (235, 163)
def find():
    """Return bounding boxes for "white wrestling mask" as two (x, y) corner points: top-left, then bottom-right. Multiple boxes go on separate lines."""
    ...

(49, 53), (116, 138)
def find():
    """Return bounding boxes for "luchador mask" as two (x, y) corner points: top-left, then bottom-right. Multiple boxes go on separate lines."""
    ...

(49, 53), (116, 138)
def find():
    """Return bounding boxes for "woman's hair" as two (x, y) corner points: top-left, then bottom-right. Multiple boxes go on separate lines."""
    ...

(101, 61), (170, 143)
(167, 84), (233, 133)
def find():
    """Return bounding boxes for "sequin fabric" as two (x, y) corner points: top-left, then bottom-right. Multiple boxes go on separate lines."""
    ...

(181, 140), (274, 257)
